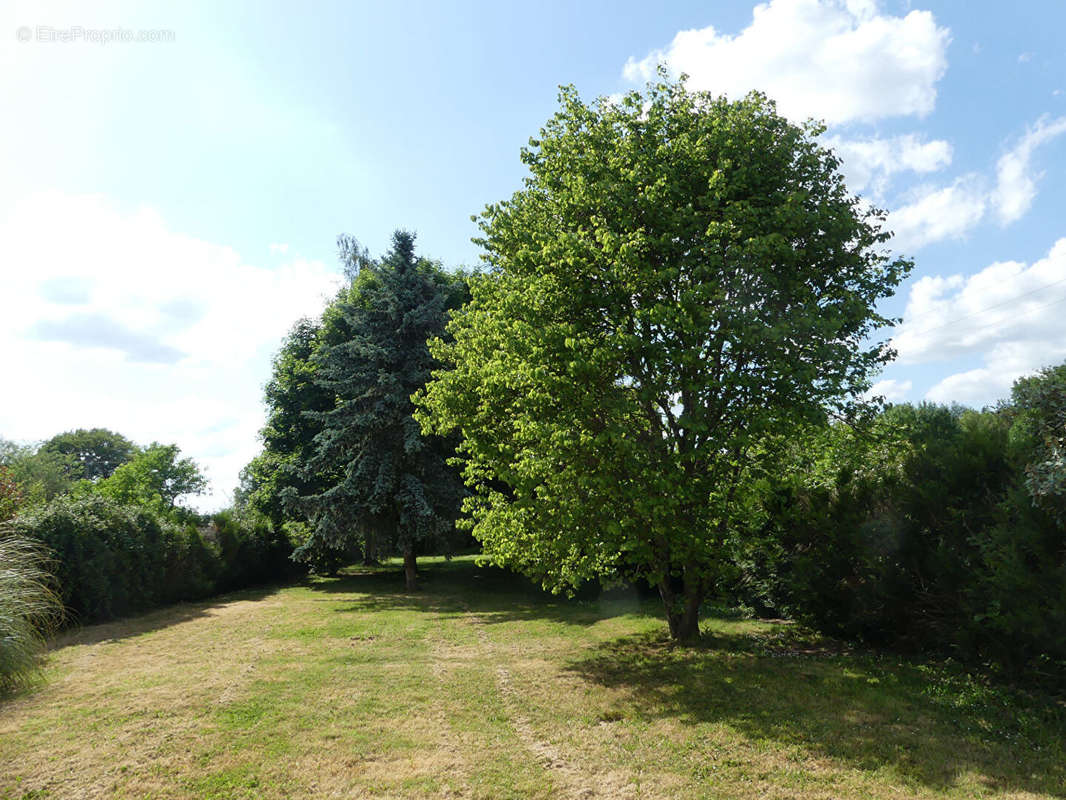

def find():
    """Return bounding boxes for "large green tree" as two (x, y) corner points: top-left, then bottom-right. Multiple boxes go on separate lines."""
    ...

(239, 318), (336, 531)
(41, 428), (135, 481)
(241, 240), (422, 571)
(298, 231), (467, 589)
(416, 78), (911, 640)
(0, 439), (80, 505)
(93, 443), (206, 518)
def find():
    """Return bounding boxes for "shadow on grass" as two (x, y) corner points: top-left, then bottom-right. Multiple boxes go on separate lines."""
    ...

(305, 556), (656, 627)
(565, 630), (1066, 797)
(50, 584), (284, 649)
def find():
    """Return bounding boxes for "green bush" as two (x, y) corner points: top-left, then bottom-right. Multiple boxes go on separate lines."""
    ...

(207, 510), (305, 591)
(11, 496), (303, 625)
(0, 530), (62, 693)
(0, 465), (24, 521)
(12, 495), (201, 621)
(732, 399), (1066, 689)
(971, 487), (1066, 680)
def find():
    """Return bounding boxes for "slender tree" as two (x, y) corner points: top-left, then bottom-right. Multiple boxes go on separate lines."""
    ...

(416, 77), (911, 639)
(298, 231), (466, 589)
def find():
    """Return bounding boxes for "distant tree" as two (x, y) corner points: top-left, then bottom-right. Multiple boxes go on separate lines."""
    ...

(40, 428), (135, 481)
(0, 466), (24, 521)
(94, 443), (206, 517)
(298, 231), (467, 589)
(0, 438), (80, 505)
(0, 439), (22, 466)
(416, 77), (911, 640)
(1010, 363), (1066, 524)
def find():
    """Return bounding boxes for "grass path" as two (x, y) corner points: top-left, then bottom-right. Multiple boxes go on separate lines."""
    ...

(1, 556), (1063, 799)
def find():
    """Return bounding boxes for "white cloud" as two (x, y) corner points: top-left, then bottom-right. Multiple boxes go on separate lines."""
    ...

(0, 192), (342, 509)
(890, 238), (1066, 406)
(866, 378), (912, 403)
(925, 338), (1066, 407)
(622, 0), (950, 125)
(269, 243), (290, 255)
(888, 176), (988, 251)
(825, 133), (952, 196)
(622, 5), (1058, 254)
(887, 115), (1066, 250)
(993, 115), (1066, 225)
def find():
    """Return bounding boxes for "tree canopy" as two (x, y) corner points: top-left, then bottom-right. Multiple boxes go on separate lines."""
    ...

(1010, 363), (1066, 524)
(239, 317), (336, 532)
(0, 439), (80, 505)
(40, 428), (135, 481)
(93, 443), (206, 518)
(416, 77), (911, 639)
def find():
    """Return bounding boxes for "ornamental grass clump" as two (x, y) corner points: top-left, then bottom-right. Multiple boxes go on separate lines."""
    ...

(0, 527), (62, 694)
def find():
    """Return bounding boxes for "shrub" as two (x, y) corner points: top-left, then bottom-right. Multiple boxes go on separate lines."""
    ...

(207, 510), (305, 591)
(11, 495), (196, 621)
(731, 400), (1066, 688)
(0, 529), (62, 693)
(11, 496), (303, 625)
(0, 466), (24, 521)
(971, 488), (1066, 681)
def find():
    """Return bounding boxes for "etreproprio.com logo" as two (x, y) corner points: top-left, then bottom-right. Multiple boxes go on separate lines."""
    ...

(16, 26), (176, 44)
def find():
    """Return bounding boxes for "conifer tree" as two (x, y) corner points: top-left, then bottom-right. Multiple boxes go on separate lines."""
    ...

(240, 317), (335, 533)
(297, 231), (466, 589)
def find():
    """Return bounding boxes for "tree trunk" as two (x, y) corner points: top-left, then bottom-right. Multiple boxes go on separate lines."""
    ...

(362, 531), (376, 566)
(659, 574), (703, 642)
(403, 546), (418, 592)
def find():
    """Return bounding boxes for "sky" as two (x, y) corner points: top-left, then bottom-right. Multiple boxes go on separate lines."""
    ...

(1, 0), (1064, 509)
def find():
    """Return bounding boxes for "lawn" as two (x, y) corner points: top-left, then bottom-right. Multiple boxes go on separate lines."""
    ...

(1, 555), (1063, 799)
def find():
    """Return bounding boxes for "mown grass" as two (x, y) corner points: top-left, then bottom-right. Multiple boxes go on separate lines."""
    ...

(1, 555), (1063, 799)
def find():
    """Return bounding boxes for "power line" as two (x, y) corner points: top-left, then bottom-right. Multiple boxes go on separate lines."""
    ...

(893, 273), (1066, 338)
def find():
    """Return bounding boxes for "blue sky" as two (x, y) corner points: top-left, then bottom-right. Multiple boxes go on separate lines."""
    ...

(2, 0), (1065, 507)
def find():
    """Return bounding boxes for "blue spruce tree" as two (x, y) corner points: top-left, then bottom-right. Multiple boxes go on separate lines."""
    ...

(297, 231), (466, 589)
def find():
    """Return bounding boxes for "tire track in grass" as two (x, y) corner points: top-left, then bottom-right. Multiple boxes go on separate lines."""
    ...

(214, 613), (279, 707)
(429, 615), (474, 797)
(457, 601), (636, 800)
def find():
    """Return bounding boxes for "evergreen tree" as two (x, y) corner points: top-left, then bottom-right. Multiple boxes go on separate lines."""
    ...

(240, 318), (336, 532)
(297, 231), (466, 589)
